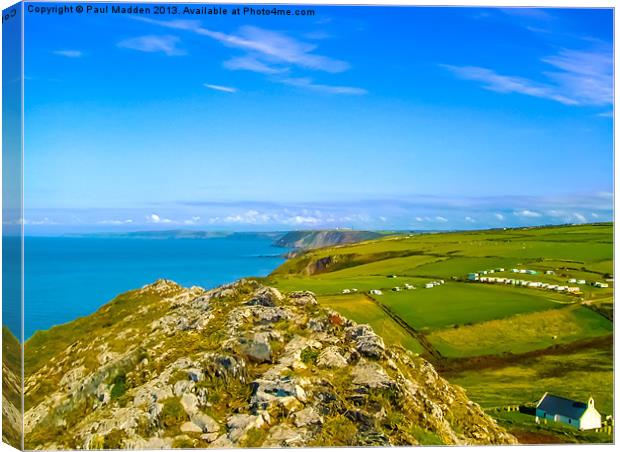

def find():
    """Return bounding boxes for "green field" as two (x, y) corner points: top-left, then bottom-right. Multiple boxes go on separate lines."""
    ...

(267, 223), (613, 443)
(428, 305), (612, 357)
(375, 283), (568, 332)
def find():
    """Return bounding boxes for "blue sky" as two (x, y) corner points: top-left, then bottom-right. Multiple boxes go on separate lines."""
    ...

(22, 4), (613, 233)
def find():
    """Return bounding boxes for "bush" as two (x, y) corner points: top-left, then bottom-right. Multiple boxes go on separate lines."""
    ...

(300, 347), (320, 364)
(160, 398), (189, 428)
(110, 374), (127, 399)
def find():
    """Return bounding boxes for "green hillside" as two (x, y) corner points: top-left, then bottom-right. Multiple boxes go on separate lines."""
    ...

(266, 223), (614, 444)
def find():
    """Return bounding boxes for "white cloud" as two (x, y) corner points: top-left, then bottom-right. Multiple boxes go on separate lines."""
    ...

(435, 216), (448, 223)
(98, 219), (133, 225)
(204, 84), (237, 93)
(284, 215), (321, 225)
(415, 217), (424, 222)
(465, 216), (476, 223)
(514, 209), (542, 218)
(133, 17), (366, 94)
(591, 212), (600, 218)
(52, 50), (84, 58)
(442, 64), (578, 105)
(135, 19), (347, 72)
(117, 35), (186, 56)
(146, 213), (173, 224)
(442, 45), (612, 107)
(183, 216), (201, 225)
(223, 56), (288, 74)
(494, 213), (505, 221)
(572, 212), (587, 223)
(280, 77), (367, 95)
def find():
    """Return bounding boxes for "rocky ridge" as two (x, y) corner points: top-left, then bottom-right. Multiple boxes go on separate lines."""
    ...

(23, 279), (517, 449)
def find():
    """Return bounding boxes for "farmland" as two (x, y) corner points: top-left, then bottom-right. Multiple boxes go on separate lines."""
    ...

(267, 223), (613, 443)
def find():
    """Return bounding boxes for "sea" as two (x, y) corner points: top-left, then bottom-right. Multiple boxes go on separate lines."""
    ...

(10, 234), (287, 339)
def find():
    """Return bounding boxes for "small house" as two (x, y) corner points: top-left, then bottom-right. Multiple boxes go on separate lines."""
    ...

(342, 289), (351, 294)
(577, 280), (586, 285)
(467, 273), (479, 281)
(535, 393), (601, 430)
(568, 278), (577, 283)
(404, 284), (415, 290)
(392, 287), (401, 292)
(545, 270), (555, 275)
(496, 268), (505, 272)
(424, 283), (434, 289)
(369, 289), (383, 295)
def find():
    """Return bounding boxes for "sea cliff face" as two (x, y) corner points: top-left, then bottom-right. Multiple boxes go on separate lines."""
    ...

(22, 279), (516, 449)
(274, 230), (382, 251)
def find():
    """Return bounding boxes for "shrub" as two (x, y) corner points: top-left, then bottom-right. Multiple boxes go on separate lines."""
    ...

(300, 347), (320, 364)
(160, 398), (189, 428)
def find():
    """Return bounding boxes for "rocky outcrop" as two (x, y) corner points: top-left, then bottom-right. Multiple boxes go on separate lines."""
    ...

(23, 279), (517, 449)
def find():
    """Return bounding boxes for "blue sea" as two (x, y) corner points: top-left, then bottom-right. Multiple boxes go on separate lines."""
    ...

(16, 234), (286, 339)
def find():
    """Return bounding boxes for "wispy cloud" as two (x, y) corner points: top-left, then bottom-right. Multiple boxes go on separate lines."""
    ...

(223, 56), (288, 75)
(52, 50), (84, 58)
(442, 45), (612, 107)
(98, 219), (133, 225)
(204, 84), (237, 93)
(494, 213), (505, 221)
(135, 19), (347, 72)
(133, 17), (365, 95)
(442, 64), (577, 105)
(514, 209), (542, 218)
(280, 77), (367, 95)
(117, 35), (186, 56)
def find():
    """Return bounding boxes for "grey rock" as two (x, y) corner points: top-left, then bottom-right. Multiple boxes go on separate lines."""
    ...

(346, 324), (385, 359)
(292, 407), (323, 427)
(227, 414), (266, 442)
(191, 412), (220, 433)
(289, 291), (318, 306)
(351, 360), (394, 389)
(173, 380), (195, 397)
(180, 393), (199, 415)
(316, 346), (348, 369)
(247, 287), (284, 307)
(180, 421), (203, 433)
(263, 424), (306, 447)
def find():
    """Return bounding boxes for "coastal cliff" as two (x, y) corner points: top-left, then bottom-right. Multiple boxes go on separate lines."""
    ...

(274, 230), (382, 251)
(23, 279), (516, 449)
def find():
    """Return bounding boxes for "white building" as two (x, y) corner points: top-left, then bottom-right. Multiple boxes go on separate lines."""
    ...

(536, 393), (601, 430)
(369, 289), (383, 295)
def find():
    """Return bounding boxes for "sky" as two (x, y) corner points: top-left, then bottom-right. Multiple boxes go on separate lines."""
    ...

(20, 4), (614, 233)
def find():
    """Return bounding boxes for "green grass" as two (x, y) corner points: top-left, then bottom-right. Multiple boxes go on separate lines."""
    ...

(318, 294), (425, 354)
(428, 305), (612, 357)
(447, 345), (614, 414)
(376, 282), (567, 331)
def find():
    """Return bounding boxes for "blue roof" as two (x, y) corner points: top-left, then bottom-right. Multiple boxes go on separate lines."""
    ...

(537, 394), (588, 420)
